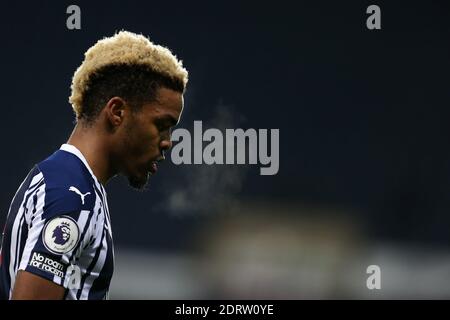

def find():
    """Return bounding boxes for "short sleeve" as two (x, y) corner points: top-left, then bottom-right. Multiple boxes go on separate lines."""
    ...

(17, 190), (94, 288)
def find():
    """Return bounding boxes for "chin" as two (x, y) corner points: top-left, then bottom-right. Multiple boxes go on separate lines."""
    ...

(127, 172), (151, 191)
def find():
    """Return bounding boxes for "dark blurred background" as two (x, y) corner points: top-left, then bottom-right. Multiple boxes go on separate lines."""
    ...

(1, 0), (450, 298)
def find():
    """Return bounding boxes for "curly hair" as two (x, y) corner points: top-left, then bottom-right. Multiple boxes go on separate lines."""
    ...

(69, 30), (188, 123)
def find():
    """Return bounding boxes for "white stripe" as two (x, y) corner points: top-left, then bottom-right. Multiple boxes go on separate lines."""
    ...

(94, 182), (111, 239)
(8, 173), (44, 298)
(98, 184), (113, 243)
(16, 184), (47, 273)
(61, 210), (92, 266)
(53, 209), (91, 286)
(79, 227), (108, 300)
(14, 215), (25, 270)
(78, 189), (107, 300)
(7, 173), (42, 224)
(64, 190), (104, 300)
(100, 184), (114, 289)
(24, 183), (44, 226)
(18, 185), (44, 270)
(5, 173), (34, 223)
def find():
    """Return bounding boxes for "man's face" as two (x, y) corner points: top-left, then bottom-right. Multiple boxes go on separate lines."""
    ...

(117, 87), (184, 190)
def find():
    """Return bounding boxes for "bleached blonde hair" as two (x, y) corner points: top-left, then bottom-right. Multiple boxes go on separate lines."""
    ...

(69, 30), (188, 119)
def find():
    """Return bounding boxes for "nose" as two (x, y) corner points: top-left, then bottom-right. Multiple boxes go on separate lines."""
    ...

(158, 139), (172, 161)
(160, 139), (172, 151)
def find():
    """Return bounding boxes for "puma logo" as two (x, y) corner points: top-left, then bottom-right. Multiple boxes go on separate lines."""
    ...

(69, 186), (91, 205)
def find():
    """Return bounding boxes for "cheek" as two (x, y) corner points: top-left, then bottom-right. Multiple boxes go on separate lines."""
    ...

(132, 126), (160, 156)
(146, 126), (162, 147)
(120, 127), (145, 163)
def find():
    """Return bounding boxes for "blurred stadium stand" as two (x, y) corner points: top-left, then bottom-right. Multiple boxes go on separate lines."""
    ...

(111, 201), (450, 299)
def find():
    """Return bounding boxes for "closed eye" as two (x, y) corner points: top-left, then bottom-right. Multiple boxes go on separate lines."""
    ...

(155, 115), (177, 131)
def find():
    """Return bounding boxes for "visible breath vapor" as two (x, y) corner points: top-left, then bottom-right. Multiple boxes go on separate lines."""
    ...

(159, 102), (250, 216)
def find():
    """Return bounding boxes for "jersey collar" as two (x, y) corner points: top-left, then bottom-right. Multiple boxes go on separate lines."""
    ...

(60, 143), (104, 187)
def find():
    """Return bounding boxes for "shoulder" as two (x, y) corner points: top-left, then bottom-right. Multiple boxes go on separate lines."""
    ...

(36, 150), (97, 218)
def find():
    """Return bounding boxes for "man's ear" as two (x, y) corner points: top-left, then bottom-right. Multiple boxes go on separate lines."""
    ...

(104, 97), (127, 128)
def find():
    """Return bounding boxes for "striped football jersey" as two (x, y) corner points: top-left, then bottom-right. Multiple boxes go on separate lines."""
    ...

(0, 143), (114, 300)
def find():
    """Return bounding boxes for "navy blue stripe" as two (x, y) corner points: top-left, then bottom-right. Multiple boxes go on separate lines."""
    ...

(92, 183), (104, 205)
(85, 207), (101, 249)
(7, 174), (43, 229)
(27, 176), (44, 191)
(97, 186), (111, 233)
(19, 178), (44, 208)
(67, 207), (95, 267)
(16, 217), (29, 272)
(12, 182), (45, 271)
(0, 166), (41, 299)
(29, 192), (39, 229)
(20, 181), (44, 218)
(76, 224), (106, 300)
(88, 229), (113, 300)
(12, 180), (44, 274)
(12, 215), (25, 272)
(100, 186), (111, 224)
(6, 167), (41, 225)
(92, 183), (110, 232)
(20, 181), (44, 231)
(67, 183), (103, 299)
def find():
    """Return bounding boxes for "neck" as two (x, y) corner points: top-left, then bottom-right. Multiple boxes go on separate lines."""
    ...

(66, 122), (115, 185)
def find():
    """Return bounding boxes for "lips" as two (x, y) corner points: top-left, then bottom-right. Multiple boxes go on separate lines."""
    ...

(148, 161), (158, 174)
